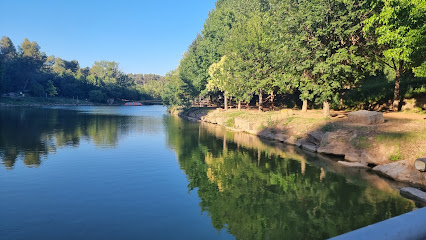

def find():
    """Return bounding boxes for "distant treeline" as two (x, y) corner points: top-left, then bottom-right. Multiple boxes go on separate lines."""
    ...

(0, 37), (164, 103)
(161, 0), (425, 114)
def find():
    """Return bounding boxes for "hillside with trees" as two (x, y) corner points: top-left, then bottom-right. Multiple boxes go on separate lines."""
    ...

(0, 37), (163, 103)
(161, 0), (426, 115)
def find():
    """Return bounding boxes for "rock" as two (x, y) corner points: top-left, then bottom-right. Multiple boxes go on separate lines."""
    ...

(215, 117), (225, 125)
(285, 136), (301, 147)
(373, 160), (426, 186)
(338, 161), (369, 168)
(258, 131), (276, 140)
(415, 158), (426, 172)
(300, 142), (318, 152)
(307, 130), (324, 146)
(360, 152), (380, 164)
(234, 118), (257, 131)
(347, 110), (384, 125)
(274, 133), (288, 142)
(373, 161), (411, 182)
(285, 136), (297, 145)
(344, 151), (362, 162)
(400, 187), (426, 204)
(317, 130), (351, 156)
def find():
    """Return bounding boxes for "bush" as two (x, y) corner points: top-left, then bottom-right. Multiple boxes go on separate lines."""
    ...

(89, 90), (106, 103)
(30, 82), (45, 97)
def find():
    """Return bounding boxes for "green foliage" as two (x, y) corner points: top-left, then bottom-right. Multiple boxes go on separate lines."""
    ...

(161, 70), (195, 107)
(0, 36), (17, 58)
(390, 146), (403, 161)
(46, 80), (58, 97)
(163, 0), (424, 111)
(0, 36), (161, 102)
(89, 90), (106, 103)
(30, 82), (45, 97)
(364, 0), (426, 101)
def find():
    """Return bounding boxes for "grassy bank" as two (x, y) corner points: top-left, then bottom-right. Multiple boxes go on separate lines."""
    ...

(178, 107), (426, 187)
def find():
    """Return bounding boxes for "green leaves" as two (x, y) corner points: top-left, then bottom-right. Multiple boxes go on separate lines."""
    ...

(363, 0), (426, 103)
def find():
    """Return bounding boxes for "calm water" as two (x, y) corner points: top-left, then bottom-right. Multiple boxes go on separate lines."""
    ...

(0, 106), (414, 239)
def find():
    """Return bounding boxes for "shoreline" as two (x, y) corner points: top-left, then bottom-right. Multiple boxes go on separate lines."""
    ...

(175, 107), (426, 193)
(0, 97), (162, 107)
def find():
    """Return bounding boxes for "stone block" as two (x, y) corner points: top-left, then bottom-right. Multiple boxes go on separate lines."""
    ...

(400, 187), (426, 204)
(348, 110), (384, 125)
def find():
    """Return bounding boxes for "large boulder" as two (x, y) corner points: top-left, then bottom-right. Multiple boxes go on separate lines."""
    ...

(348, 110), (384, 125)
(373, 160), (426, 186)
(400, 187), (426, 204)
(338, 161), (369, 168)
(307, 130), (325, 146)
(317, 130), (352, 156)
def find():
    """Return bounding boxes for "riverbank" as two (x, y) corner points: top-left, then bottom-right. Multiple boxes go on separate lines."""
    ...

(175, 107), (426, 190)
(0, 96), (94, 106)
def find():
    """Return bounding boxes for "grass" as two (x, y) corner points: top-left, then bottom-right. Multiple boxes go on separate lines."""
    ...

(376, 132), (410, 142)
(321, 123), (338, 132)
(225, 117), (235, 128)
(352, 136), (370, 149)
(203, 107), (426, 163)
(390, 146), (403, 161)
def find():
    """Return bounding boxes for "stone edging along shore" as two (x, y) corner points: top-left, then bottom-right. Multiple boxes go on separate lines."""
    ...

(174, 107), (426, 195)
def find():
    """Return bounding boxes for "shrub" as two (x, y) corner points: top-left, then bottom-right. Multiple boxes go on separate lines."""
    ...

(89, 90), (106, 103)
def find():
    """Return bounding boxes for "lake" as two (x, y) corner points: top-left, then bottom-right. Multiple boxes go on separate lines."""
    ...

(0, 106), (415, 239)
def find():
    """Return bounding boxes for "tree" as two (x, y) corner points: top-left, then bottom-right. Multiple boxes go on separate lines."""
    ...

(224, 12), (276, 111)
(0, 36), (17, 93)
(0, 36), (17, 58)
(20, 38), (43, 59)
(89, 60), (121, 85)
(17, 38), (46, 92)
(364, 0), (426, 110)
(272, 0), (373, 117)
(208, 54), (253, 110)
(89, 90), (106, 103)
(161, 69), (196, 107)
(46, 80), (58, 96)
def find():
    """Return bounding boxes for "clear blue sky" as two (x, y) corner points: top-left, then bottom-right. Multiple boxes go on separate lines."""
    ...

(0, 0), (216, 75)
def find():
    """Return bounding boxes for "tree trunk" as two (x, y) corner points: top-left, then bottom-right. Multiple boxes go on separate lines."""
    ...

(258, 149), (261, 166)
(258, 90), (263, 111)
(323, 101), (330, 118)
(22, 76), (30, 92)
(339, 97), (343, 110)
(223, 133), (227, 155)
(199, 96), (202, 107)
(224, 92), (228, 111)
(238, 101), (241, 111)
(393, 61), (403, 111)
(270, 92), (275, 108)
(302, 99), (308, 112)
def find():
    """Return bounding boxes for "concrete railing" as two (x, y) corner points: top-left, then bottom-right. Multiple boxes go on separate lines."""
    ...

(330, 207), (426, 240)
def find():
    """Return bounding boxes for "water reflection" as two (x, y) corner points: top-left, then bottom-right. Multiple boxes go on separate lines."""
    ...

(165, 116), (414, 239)
(0, 106), (161, 169)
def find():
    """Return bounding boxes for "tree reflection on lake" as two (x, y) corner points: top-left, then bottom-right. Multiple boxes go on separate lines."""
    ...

(0, 106), (160, 169)
(165, 116), (414, 239)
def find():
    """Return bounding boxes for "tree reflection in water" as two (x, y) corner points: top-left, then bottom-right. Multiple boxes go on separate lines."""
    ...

(0, 107), (159, 169)
(165, 116), (414, 240)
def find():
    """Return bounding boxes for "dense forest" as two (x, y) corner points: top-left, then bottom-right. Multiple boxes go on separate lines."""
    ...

(0, 37), (164, 103)
(161, 0), (425, 115)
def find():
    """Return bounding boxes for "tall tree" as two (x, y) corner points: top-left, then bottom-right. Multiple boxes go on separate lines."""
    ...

(0, 36), (17, 58)
(276, 0), (373, 116)
(364, 0), (426, 110)
(17, 38), (46, 92)
(224, 12), (276, 111)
